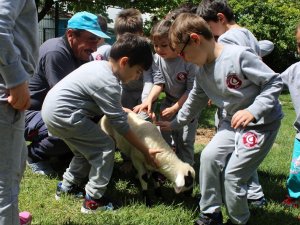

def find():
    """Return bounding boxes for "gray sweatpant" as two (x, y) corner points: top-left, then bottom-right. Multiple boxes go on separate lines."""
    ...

(199, 120), (280, 224)
(0, 103), (27, 225)
(160, 98), (198, 166)
(216, 108), (264, 201)
(46, 116), (115, 199)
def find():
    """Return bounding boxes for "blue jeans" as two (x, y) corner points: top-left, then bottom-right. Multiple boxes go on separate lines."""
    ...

(0, 103), (27, 225)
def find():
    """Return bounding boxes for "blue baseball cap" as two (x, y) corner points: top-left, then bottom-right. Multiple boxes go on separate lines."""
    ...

(67, 11), (110, 39)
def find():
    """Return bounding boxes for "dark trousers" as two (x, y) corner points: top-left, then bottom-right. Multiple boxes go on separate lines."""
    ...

(25, 110), (72, 163)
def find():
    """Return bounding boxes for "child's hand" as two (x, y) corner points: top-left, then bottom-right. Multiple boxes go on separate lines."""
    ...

(231, 110), (255, 129)
(161, 106), (177, 120)
(133, 101), (152, 114)
(207, 99), (213, 107)
(8, 81), (30, 111)
(155, 120), (172, 131)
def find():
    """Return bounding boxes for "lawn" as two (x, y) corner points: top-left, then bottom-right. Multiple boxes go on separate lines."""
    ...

(19, 92), (300, 225)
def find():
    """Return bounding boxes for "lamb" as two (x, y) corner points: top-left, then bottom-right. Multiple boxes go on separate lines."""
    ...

(100, 112), (195, 204)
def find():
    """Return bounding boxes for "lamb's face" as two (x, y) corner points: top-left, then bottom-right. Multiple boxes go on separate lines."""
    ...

(174, 164), (195, 194)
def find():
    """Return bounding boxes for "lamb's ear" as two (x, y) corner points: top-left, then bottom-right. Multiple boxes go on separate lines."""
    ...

(184, 171), (194, 187)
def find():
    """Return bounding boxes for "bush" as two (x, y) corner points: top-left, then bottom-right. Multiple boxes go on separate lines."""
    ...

(229, 0), (300, 72)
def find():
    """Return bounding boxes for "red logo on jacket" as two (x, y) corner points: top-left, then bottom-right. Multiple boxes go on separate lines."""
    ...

(95, 54), (104, 60)
(226, 73), (242, 89)
(176, 72), (188, 82)
(242, 132), (258, 148)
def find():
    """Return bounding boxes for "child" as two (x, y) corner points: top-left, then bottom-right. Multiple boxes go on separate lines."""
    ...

(197, 0), (274, 207)
(134, 18), (199, 166)
(92, 15), (111, 61)
(114, 8), (148, 110)
(157, 13), (283, 225)
(41, 33), (160, 213)
(281, 22), (300, 208)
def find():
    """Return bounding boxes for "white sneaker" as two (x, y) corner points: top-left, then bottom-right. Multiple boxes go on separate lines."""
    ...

(27, 161), (56, 176)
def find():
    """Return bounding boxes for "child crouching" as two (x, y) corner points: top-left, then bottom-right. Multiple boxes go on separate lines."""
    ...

(41, 33), (160, 213)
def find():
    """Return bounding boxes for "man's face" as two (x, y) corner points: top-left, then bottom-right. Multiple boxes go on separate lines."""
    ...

(68, 30), (100, 61)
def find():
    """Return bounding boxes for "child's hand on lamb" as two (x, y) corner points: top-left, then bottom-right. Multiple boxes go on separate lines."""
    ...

(155, 120), (172, 131)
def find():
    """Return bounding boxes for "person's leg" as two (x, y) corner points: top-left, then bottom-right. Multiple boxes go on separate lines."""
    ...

(0, 103), (27, 225)
(50, 116), (116, 199)
(195, 121), (235, 225)
(26, 111), (71, 161)
(25, 111), (72, 175)
(174, 116), (198, 166)
(247, 171), (266, 208)
(286, 138), (300, 198)
(223, 123), (280, 224)
(282, 138), (300, 207)
(199, 122), (235, 214)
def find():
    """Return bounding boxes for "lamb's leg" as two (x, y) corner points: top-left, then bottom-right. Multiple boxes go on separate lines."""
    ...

(130, 157), (152, 206)
(152, 172), (166, 198)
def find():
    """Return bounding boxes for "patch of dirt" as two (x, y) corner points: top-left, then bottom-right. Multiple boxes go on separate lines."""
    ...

(195, 127), (216, 145)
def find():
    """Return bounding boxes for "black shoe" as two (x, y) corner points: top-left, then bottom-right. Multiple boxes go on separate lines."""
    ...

(248, 196), (267, 208)
(194, 212), (223, 225)
(55, 181), (85, 200)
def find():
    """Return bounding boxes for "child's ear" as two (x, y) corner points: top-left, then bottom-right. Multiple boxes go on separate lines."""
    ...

(119, 57), (129, 68)
(190, 33), (201, 44)
(217, 13), (226, 23)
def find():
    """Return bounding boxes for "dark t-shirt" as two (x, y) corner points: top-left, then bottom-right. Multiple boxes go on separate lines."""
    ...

(29, 36), (85, 110)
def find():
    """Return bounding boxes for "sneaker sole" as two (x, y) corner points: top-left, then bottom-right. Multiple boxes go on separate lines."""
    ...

(80, 204), (114, 214)
(55, 194), (61, 201)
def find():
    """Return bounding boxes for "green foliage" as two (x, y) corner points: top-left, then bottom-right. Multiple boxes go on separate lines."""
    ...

(228, 0), (300, 72)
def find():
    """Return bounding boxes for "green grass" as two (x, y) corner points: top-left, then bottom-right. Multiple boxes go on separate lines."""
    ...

(19, 92), (300, 225)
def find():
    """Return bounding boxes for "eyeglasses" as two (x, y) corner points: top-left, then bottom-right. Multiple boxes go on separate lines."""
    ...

(179, 35), (190, 57)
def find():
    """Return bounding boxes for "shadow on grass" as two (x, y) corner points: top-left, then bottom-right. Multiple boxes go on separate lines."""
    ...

(248, 207), (300, 225)
(257, 170), (288, 203)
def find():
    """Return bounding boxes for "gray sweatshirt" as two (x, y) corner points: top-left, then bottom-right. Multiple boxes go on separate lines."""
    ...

(280, 62), (300, 139)
(42, 60), (129, 136)
(171, 45), (283, 129)
(152, 54), (198, 102)
(218, 27), (261, 56)
(0, 0), (39, 100)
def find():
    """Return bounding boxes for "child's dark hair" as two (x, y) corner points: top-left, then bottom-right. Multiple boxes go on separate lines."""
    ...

(110, 33), (152, 70)
(169, 13), (213, 49)
(165, 2), (197, 21)
(196, 0), (235, 22)
(114, 8), (143, 35)
(97, 15), (108, 33)
(150, 19), (173, 41)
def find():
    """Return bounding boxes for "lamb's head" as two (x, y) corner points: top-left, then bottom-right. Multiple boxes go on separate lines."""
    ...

(174, 163), (195, 194)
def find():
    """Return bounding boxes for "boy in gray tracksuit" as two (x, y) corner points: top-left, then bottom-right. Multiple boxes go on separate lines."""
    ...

(281, 22), (300, 207)
(197, 0), (275, 206)
(159, 13), (283, 225)
(41, 33), (159, 213)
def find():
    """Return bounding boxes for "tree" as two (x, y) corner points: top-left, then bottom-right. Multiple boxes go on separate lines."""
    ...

(228, 0), (300, 72)
(35, 0), (191, 22)
(36, 0), (300, 72)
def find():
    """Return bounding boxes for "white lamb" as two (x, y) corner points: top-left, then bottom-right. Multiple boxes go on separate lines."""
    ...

(100, 112), (195, 203)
